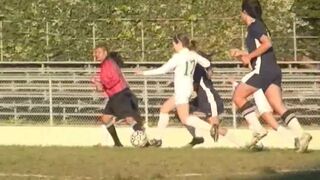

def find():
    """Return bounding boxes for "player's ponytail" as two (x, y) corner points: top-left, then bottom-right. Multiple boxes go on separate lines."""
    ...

(108, 51), (124, 67)
(189, 40), (197, 51)
(242, 0), (271, 36)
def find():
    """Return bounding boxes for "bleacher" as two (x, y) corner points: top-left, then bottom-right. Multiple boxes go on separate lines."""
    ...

(0, 61), (319, 127)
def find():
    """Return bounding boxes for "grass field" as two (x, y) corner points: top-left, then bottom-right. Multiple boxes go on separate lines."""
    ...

(0, 146), (320, 180)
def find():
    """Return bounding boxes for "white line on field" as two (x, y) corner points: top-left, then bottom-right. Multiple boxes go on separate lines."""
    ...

(0, 172), (94, 179)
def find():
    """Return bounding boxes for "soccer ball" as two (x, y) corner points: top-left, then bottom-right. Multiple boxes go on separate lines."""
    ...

(130, 130), (148, 147)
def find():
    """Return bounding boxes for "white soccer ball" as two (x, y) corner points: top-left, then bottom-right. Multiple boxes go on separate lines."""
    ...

(130, 130), (148, 147)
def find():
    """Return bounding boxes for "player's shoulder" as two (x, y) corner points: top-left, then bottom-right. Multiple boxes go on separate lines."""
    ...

(249, 20), (266, 32)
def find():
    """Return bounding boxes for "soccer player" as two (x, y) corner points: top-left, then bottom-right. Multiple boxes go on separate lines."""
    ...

(135, 34), (216, 147)
(184, 62), (245, 148)
(94, 44), (145, 147)
(232, 0), (312, 152)
(91, 51), (125, 147)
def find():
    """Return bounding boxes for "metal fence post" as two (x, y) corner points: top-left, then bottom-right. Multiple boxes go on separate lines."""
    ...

(140, 20), (145, 61)
(92, 22), (96, 61)
(46, 21), (49, 61)
(143, 78), (149, 127)
(49, 77), (53, 126)
(190, 20), (194, 39)
(293, 17), (297, 61)
(0, 20), (3, 62)
(232, 82), (237, 128)
(241, 25), (245, 51)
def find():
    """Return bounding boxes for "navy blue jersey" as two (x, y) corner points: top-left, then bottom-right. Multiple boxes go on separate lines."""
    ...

(246, 20), (280, 74)
(193, 64), (208, 84)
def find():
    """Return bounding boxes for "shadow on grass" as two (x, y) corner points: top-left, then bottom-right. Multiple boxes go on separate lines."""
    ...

(234, 165), (320, 180)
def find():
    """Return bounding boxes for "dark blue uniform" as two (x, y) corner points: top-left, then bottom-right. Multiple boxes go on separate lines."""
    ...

(242, 20), (282, 92)
(190, 64), (224, 117)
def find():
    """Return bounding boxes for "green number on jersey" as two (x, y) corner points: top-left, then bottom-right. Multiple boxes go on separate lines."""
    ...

(184, 60), (196, 76)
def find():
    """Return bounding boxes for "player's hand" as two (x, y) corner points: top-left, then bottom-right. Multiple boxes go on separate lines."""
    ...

(134, 69), (143, 75)
(241, 54), (252, 65)
(229, 48), (240, 57)
(229, 49), (243, 59)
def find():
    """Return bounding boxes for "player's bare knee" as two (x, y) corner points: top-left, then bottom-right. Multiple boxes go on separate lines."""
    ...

(101, 115), (112, 124)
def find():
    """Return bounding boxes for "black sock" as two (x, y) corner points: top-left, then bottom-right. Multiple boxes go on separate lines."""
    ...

(106, 125), (122, 146)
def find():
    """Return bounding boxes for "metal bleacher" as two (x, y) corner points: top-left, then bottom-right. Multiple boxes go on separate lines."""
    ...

(0, 61), (319, 127)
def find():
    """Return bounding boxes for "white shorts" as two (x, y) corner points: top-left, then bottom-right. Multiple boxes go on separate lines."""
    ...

(174, 85), (193, 105)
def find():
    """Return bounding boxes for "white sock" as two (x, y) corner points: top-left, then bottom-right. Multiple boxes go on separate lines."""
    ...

(287, 118), (304, 138)
(155, 113), (169, 140)
(276, 125), (294, 142)
(223, 131), (244, 148)
(244, 112), (265, 134)
(185, 115), (211, 131)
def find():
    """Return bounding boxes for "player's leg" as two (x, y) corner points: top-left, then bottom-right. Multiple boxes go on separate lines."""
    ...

(148, 96), (176, 147)
(265, 84), (312, 152)
(119, 90), (145, 131)
(178, 104), (212, 135)
(184, 125), (205, 147)
(101, 103), (123, 147)
(101, 115), (123, 147)
(253, 89), (298, 147)
(233, 82), (268, 147)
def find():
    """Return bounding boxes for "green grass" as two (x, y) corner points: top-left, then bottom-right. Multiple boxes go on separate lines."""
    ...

(0, 146), (319, 180)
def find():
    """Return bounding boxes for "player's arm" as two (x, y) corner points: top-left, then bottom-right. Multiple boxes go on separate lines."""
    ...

(138, 56), (178, 76)
(246, 35), (272, 60)
(193, 52), (210, 68)
(229, 48), (248, 60)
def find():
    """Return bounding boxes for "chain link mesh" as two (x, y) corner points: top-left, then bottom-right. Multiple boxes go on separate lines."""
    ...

(0, 65), (319, 127)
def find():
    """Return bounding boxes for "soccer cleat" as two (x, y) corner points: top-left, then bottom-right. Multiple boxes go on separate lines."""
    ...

(210, 124), (219, 142)
(148, 139), (162, 147)
(296, 133), (312, 153)
(248, 143), (264, 152)
(246, 129), (268, 149)
(114, 143), (124, 148)
(184, 137), (204, 148)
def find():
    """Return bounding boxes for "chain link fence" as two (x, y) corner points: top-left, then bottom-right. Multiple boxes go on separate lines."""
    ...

(0, 64), (319, 128)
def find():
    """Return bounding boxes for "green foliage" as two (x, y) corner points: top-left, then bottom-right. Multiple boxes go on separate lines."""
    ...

(292, 0), (320, 60)
(0, 0), (317, 61)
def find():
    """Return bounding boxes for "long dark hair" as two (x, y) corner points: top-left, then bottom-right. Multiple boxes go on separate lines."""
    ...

(190, 40), (213, 61)
(108, 51), (124, 67)
(242, 0), (271, 36)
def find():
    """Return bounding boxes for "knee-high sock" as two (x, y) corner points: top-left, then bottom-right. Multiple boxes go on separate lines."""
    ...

(185, 115), (211, 131)
(281, 110), (304, 138)
(155, 113), (169, 140)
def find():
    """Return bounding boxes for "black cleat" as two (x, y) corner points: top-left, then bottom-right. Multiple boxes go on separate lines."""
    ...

(149, 139), (162, 147)
(184, 137), (204, 147)
(114, 143), (124, 148)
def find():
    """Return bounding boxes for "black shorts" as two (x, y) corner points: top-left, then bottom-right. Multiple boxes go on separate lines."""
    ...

(190, 79), (224, 117)
(242, 69), (282, 92)
(103, 88), (140, 120)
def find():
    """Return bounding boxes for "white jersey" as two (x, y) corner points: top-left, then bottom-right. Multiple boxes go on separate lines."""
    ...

(143, 48), (210, 104)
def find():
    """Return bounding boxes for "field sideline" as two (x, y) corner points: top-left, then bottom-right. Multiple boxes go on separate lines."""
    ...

(0, 146), (320, 180)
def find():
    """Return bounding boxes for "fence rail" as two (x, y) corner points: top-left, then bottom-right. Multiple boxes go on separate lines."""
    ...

(0, 63), (319, 128)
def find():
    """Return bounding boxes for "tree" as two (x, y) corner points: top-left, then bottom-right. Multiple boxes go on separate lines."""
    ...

(292, 0), (320, 60)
